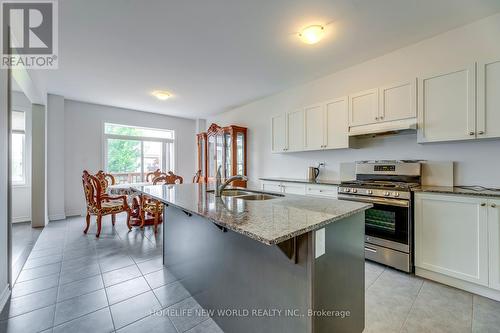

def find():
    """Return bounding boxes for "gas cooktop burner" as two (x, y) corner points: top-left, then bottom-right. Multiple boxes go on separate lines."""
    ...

(340, 180), (419, 191)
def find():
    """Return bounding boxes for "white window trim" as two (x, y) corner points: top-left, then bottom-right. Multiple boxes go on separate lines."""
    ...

(11, 106), (31, 188)
(101, 122), (177, 182)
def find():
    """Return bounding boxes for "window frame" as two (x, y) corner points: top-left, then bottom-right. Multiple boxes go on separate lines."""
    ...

(102, 122), (176, 182)
(11, 108), (29, 187)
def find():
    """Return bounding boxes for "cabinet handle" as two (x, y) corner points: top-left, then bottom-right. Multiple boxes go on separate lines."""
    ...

(481, 203), (486, 207)
(478, 131), (485, 135)
(492, 204), (497, 208)
(379, 116), (384, 120)
(375, 117), (379, 121)
(469, 131), (475, 136)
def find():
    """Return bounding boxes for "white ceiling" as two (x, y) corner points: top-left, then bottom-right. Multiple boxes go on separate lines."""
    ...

(32, 0), (500, 119)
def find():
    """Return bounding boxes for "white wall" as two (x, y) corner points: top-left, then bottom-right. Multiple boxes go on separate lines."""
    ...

(208, 13), (500, 188)
(63, 100), (197, 216)
(47, 94), (65, 220)
(31, 104), (47, 228)
(0, 69), (10, 310)
(11, 91), (32, 223)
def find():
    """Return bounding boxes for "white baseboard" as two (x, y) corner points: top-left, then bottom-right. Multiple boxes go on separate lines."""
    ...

(12, 216), (31, 223)
(416, 267), (500, 302)
(49, 213), (66, 221)
(0, 284), (10, 313)
(65, 209), (84, 217)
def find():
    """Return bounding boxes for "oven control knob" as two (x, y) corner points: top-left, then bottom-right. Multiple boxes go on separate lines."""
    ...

(345, 188), (351, 193)
(384, 191), (390, 196)
(367, 190), (373, 195)
(352, 189), (357, 193)
(394, 192), (400, 197)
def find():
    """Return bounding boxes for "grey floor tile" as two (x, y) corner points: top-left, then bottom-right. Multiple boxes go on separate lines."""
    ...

(0, 287), (58, 320)
(52, 307), (114, 333)
(61, 255), (99, 272)
(137, 257), (163, 275)
(144, 267), (178, 289)
(186, 318), (224, 333)
(110, 291), (162, 329)
(116, 313), (177, 333)
(365, 261), (385, 290)
(102, 264), (142, 287)
(0, 305), (55, 333)
(29, 247), (63, 260)
(54, 289), (108, 326)
(472, 295), (500, 333)
(106, 276), (151, 305)
(11, 274), (60, 298)
(364, 269), (423, 333)
(153, 281), (191, 308)
(24, 254), (63, 269)
(167, 297), (209, 332)
(401, 281), (473, 333)
(99, 255), (136, 273)
(59, 263), (101, 285)
(16, 262), (61, 283)
(57, 274), (104, 302)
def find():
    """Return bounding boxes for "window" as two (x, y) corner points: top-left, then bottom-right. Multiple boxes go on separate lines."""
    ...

(104, 123), (175, 184)
(11, 111), (26, 185)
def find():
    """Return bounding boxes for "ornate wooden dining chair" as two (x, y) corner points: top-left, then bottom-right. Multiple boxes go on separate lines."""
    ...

(135, 172), (183, 234)
(192, 170), (202, 183)
(146, 169), (167, 182)
(94, 170), (119, 224)
(82, 170), (131, 237)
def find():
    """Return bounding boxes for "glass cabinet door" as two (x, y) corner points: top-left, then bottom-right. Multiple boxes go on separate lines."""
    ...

(216, 133), (224, 177)
(207, 135), (215, 178)
(200, 136), (206, 178)
(224, 133), (232, 178)
(236, 132), (245, 176)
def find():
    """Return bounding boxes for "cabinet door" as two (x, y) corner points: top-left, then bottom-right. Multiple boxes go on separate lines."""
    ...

(306, 184), (338, 198)
(477, 58), (500, 139)
(304, 104), (324, 150)
(271, 114), (287, 153)
(281, 182), (306, 195)
(379, 80), (416, 122)
(349, 88), (379, 127)
(415, 193), (488, 286)
(287, 109), (305, 152)
(325, 97), (348, 149)
(418, 64), (476, 143)
(488, 199), (500, 291)
(262, 181), (282, 193)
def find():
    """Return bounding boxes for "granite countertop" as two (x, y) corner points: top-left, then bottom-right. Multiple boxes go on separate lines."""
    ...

(132, 183), (371, 245)
(413, 185), (500, 198)
(259, 177), (342, 186)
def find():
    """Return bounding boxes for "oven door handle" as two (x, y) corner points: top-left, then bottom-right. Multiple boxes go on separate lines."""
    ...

(338, 194), (410, 207)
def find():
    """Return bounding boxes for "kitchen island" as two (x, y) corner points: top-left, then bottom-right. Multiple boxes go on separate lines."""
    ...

(133, 183), (371, 333)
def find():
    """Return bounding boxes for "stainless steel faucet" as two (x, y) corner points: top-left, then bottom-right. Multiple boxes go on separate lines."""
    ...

(215, 165), (248, 197)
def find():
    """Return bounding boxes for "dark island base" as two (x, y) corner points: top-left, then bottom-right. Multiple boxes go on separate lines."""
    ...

(163, 206), (365, 333)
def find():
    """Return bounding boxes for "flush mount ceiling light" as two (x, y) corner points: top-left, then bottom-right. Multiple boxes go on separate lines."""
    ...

(151, 90), (172, 100)
(298, 25), (325, 44)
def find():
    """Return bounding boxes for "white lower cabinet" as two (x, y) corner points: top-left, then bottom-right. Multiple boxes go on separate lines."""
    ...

(415, 193), (500, 297)
(261, 181), (337, 198)
(281, 182), (306, 195)
(261, 181), (283, 193)
(488, 199), (500, 291)
(305, 184), (338, 198)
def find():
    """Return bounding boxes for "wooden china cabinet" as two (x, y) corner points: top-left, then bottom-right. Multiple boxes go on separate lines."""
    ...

(197, 123), (247, 187)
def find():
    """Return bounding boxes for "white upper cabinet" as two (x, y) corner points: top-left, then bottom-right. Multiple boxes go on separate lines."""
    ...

(418, 64), (476, 143)
(304, 103), (325, 150)
(379, 80), (416, 122)
(271, 113), (287, 153)
(349, 88), (379, 127)
(287, 109), (305, 152)
(325, 97), (349, 149)
(477, 58), (500, 139)
(488, 199), (500, 291)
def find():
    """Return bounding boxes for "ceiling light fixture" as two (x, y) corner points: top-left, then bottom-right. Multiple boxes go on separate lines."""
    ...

(298, 25), (325, 44)
(152, 90), (172, 100)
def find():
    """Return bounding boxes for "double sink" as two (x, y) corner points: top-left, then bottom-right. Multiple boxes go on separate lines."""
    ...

(208, 189), (283, 201)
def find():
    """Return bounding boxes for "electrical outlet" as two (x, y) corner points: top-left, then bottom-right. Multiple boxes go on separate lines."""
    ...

(317, 162), (326, 168)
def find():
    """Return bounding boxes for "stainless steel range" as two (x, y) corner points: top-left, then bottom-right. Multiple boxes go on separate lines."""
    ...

(338, 160), (422, 272)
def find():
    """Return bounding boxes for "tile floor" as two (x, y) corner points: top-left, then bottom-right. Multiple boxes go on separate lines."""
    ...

(11, 222), (42, 283)
(1, 215), (500, 333)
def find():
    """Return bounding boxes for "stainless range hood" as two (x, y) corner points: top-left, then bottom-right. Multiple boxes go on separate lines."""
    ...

(348, 118), (417, 137)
